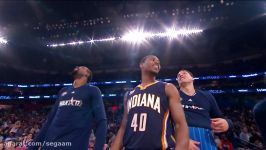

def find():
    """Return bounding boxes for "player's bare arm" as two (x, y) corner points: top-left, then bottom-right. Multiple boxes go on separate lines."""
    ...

(166, 83), (189, 150)
(111, 96), (128, 150)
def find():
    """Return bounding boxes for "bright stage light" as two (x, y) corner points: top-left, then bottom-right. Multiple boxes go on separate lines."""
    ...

(121, 28), (203, 42)
(59, 43), (66, 46)
(159, 28), (203, 38)
(51, 44), (58, 47)
(47, 37), (115, 47)
(121, 31), (153, 43)
(95, 37), (115, 42)
(78, 41), (84, 44)
(69, 42), (77, 45)
(0, 37), (7, 44)
(46, 27), (203, 47)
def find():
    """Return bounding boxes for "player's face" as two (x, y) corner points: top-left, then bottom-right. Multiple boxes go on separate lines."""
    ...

(141, 56), (161, 74)
(177, 70), (194, 85)
(76, 66), (90, 80)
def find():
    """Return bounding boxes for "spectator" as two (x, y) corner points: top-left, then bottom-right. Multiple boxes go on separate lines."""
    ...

(239, 127), (251, 142)
(220, 134), (233, 150)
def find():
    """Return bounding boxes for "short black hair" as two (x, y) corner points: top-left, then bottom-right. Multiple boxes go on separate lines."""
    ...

(139, 55), (155, 64)
(178, 69), (194, 78)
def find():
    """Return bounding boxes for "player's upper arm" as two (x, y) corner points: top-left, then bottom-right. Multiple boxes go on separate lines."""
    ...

(91, 86), (107, 122)
(165, 83), (185, 124)
(120, 91), (129, 129)
(206, 91), (234, 129)
(206, 92), (223, 118)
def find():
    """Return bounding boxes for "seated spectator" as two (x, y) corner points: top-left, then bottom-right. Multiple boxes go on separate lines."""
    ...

(220, 134), (233, 150)
(239, 127), (251, 143)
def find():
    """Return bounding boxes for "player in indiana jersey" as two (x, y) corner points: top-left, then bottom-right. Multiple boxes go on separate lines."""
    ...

(28, 66), (107, 150)
(111, 55), (189, 150)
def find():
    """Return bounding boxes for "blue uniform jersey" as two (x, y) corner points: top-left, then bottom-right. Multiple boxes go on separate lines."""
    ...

(179, 89), (223, 129)
(179, 89), (228, 150)
(123, 81), (175, 150)
(28, 84), (107, 150)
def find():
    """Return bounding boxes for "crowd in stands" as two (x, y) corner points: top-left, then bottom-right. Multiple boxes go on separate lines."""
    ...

(0, 95), (265, 150)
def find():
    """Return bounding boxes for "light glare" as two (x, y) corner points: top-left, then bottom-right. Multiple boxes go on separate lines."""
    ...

(0, 37), (7, 44)
(47, 28), (203, 47)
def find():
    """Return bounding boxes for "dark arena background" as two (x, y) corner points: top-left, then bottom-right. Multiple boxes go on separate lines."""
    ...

(0, 1), (266, 150)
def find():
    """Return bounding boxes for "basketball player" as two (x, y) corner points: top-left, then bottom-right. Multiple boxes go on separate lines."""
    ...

(176, 69), (233, 150)
(28, 66), (107, 150)
(111, 55), (189, 150)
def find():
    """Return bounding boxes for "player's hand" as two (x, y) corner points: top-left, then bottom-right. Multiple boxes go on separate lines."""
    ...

(211, 118), (229, 133)
(188, 139), (200, 150)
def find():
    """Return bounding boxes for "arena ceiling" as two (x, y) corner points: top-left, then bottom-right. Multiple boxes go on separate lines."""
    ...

(0, 1), (265, 82)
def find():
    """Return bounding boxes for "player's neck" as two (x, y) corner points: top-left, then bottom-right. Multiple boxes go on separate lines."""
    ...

(73, 80), (86, 88)
(180, 83), (196, 96)
(141, 74), (156, 86)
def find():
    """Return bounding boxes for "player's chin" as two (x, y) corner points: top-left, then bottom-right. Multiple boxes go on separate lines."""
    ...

(151, 70), (159, 75)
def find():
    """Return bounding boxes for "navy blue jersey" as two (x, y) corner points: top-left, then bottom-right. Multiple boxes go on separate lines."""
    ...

(28, 84), (107, 150)
(123, 81), (175, 150)
(179, 89), (223, 129)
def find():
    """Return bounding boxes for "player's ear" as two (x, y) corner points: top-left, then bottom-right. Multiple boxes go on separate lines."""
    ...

(139, 63), (143, 69)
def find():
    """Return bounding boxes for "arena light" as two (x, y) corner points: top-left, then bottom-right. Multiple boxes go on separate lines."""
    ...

(0, 96), (11, 99)
(121, 30), (153, 43)
(238, 89), (248, 92)
(109, 94), (117, 97)
(69, 42), (77, 45)
(155, 28), (203, 38)
(115, 81), (127, 84)
(63, 83), (72, 86)
(0, 71), (264, 88)
(46, 28), (203, 47)
(47, 37), (115, 47)
(176, 29), (203, 35)
(59, 43), (66, 46)
(256, 89), (266, 92)
(0, 37), (8, 44)
(242, 73), (258, 78)
(78, 41), (84, 44)
(18, 85), (28, 88)
(1, 88), (266, 100)
(94, 37), (115, 42)
(54, 84), (61, 86)
(208, 90), (225, 94)
(51, 44), (58, 47)
(121, 28), (203, 42)
(164, 79), (172, 81)
(29, 96), (40, 99)
(229, 75), (237, 78)
(104, 81), (113, 84)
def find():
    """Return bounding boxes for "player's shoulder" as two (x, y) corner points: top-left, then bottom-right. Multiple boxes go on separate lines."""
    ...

(197, 89), (215, 100)
(59, 86), (68, 93)
(154, 81), (172, 89)
(163, 82), (179, 96)
(85, 84), (101, 91)
(164, 82), (176, 89)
